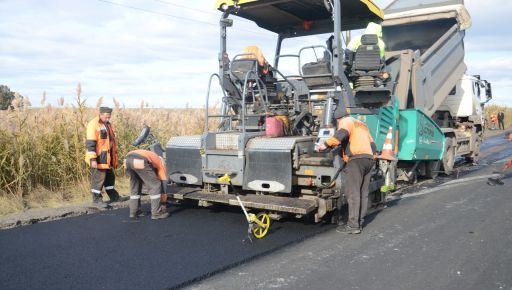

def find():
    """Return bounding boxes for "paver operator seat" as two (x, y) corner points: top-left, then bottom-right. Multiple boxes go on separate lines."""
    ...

(349, 34), (392, 108)
(351, 34), (383, 81)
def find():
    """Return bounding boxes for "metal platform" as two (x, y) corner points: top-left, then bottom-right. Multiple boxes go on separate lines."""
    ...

(169, 187), (317, 215)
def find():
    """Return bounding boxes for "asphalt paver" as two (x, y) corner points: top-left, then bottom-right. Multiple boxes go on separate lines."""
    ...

(0, 205), (332, 290)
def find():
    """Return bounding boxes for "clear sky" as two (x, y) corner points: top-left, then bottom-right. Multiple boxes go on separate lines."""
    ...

(0, 0), (510, 108)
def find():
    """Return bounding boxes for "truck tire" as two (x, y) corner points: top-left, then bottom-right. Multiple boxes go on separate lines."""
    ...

(425, 160), (441, 179)
(442, 138), (455, 175)
(465, 136), (481, 164)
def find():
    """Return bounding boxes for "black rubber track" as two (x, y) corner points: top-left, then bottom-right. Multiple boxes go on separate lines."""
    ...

(0, 204), (332, 290)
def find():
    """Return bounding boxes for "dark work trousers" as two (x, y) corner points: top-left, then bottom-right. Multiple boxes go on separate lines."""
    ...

(90, 168), (117, 198)
(499, 119), (504, 130)
(126, 155), (163, 216)
(125, 155), (161, 198)
(343, 158), (374, 229)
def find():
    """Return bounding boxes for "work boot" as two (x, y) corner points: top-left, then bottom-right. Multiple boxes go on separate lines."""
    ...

(129, 197), (143, 218)
(150, 199), (169, 220)
(130, 210), (146, 218)
(92, 193), (109, 209)
(336, 225), (361, 234)
(106, 189), (124, 203)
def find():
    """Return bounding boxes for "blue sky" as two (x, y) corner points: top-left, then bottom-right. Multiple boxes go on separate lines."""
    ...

(0, 0), (510, 107)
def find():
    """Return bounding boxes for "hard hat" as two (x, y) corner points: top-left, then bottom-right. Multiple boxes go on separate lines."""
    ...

(365, 22), (382, 38)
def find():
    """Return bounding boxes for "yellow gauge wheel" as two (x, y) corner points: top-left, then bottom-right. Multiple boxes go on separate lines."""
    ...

(252, 212), (270, 239)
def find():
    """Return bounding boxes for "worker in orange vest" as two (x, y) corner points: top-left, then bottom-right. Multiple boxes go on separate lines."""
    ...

(85, 107), (120, 208)
(125, 149), (169, 220)
(316, 105), (377, 234)
(490, 112), (498, 130)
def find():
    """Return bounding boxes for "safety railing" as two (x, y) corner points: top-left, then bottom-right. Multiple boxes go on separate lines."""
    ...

(204, 55), (271, 134)
(298, 45), (334, 80)
(204, 73), (231, 134)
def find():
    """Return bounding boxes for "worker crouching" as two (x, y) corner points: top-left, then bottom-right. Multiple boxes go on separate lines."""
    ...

(125, 150), (169, 220)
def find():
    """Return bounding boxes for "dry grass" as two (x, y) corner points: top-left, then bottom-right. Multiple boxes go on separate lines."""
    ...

(484, 104), (512, 129)
(0, 84), (215, 216)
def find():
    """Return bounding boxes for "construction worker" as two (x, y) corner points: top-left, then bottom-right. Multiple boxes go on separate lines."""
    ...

(242, 46), (270, 76)
(347, 22), (386, 59)
(498, 110), (505, 130)
(125, 149), (169, 220)
(490, 112), (498, 130)
(316, 105), (377, 234)
(85, 107), (120, 208)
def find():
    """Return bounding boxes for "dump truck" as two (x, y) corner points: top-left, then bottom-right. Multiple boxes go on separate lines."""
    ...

(161, 0), (491, 228)
(378, 0), (492, 189)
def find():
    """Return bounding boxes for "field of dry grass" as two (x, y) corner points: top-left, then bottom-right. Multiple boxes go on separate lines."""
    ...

(0, 85), (213, 215)
(484, 104), (512, 130)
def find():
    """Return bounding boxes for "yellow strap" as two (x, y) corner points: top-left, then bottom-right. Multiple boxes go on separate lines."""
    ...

(218, 174), (231, 183)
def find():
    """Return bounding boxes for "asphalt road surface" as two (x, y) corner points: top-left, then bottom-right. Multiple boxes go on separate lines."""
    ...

(1, 134), (511, 290)
(190, 134), (512, 290)
(0, 204), (331, 290)
(191, 171), (512, 290)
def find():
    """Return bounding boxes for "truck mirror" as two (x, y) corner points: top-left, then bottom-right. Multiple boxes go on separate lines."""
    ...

(485, 81), (492, 101)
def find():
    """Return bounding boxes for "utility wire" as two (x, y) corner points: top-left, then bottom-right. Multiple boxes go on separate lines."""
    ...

(97, 0), (218, 26)
(96, 0), (274, 37)
(152, 0), (218, 16)
(96, 0), (318, 48)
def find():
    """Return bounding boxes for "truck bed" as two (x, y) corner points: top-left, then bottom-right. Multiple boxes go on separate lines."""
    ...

(382, 1), (470, 116)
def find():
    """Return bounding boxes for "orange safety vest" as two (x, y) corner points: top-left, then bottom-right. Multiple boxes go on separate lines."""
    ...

(243, 46), (270, 75)
(85, 117), (118, 169)
(326, 116), (375, 162)
(127, 150), (167, 181)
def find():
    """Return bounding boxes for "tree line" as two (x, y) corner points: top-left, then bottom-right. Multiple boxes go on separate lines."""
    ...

(0, 85), (15, 110)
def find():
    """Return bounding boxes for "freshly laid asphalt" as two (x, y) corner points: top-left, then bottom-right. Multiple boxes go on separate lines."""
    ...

(1, 133), (510, 290)
(191, 171), (512, 290)
(0, 204), (331, 290)
(190, 134), (512, 290)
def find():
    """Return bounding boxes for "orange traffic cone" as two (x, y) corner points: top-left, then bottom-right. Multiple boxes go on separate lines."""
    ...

(378, 127), (396, 161)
